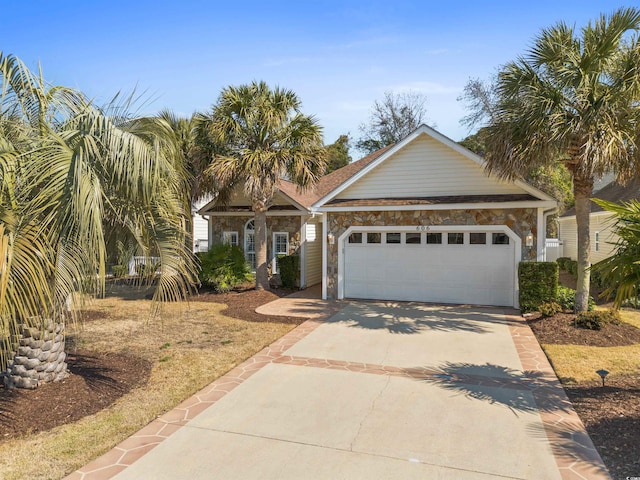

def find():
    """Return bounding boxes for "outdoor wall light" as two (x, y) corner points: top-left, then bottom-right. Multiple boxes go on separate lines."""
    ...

(596, 369), (609, 387)
(327, 233), (335, 245)
(525, 230), (534, 247)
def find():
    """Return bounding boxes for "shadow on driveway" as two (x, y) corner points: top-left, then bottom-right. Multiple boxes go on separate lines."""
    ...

(423, 362), (573, 415)
(328, 302), (520, 335)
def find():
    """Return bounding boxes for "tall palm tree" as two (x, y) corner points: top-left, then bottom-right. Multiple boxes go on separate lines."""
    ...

(481, 8), (640, 311)
(203, 81), (326, 290)
(0, 53), (197, 387)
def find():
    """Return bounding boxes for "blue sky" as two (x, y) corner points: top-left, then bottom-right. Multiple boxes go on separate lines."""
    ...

(1, 1), (631, 152)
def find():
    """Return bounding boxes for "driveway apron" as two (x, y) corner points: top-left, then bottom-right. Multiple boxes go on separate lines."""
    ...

(68, 302), (609, 480)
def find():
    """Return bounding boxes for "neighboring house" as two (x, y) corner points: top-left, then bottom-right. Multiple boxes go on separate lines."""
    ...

(558, 178), (640, 264)
(199, 125), (556, 307)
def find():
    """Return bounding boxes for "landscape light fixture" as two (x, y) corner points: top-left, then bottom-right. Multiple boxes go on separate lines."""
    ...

(596, 369), (609, 387)
(525, 230), (534, 247)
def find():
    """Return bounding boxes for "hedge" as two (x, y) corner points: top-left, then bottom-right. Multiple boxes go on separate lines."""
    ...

(519, 262), (559, 313)
(278, 255), (300, 289)
(556, 257), (571, 271)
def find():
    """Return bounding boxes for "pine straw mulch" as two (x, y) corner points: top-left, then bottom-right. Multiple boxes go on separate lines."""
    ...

(527, 310), (640, 479)
(0, 286), (302, 442)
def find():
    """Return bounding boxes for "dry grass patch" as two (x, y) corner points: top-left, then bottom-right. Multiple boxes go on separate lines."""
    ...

(541, 308), (640, 385)
(0, 287), (296, 480)
(542, 343), (640, 384)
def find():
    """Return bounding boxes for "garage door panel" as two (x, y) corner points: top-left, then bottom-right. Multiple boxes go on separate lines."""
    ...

(344, 230), (515, 307)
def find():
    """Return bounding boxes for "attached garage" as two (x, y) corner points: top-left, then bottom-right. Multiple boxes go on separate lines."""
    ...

(339, 226), (520, 307)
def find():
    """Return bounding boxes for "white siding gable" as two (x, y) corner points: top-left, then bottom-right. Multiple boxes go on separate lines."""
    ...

(337, 134), (527, 200)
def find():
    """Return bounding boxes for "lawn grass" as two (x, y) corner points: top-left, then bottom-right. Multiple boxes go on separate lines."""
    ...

(542, 308), (640, 384)
(0, 288), (296, 480)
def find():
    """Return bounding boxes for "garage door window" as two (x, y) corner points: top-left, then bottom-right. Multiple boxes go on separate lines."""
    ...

(405, 233), (421, 244)
(386, 233), (401, 244)
(367, 232), (381, 244)
(492, 233), (510, 245)
(426, 232), (442, 244)
(448, 233), (464, 245)
(470, 232), (486, 244)
(348, 232), (363, 244)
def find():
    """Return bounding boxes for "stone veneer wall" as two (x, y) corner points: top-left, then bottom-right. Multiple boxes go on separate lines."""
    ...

(324, 208), (538, 299)
(209, 215), (302, 277)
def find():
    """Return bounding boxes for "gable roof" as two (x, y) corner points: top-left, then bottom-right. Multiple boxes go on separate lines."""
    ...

(561, 178), (640, 217)
(312, 125), (555, 208)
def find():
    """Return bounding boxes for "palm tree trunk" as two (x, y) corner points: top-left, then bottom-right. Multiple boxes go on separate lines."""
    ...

(254, 208), (269, 290)
(3, 320), (68, 389)
(573, 171), (594, 312)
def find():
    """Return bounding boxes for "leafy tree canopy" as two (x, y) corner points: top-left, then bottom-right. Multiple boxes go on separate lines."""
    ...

(356, 91), (432, 154)
(324, 134), (352, 173)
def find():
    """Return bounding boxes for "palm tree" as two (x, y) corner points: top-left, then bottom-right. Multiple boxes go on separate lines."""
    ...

(0, 53), (196, 388)
(203, 81), (326, 290)
(480, 8), (640, 312)
(591, 199), (640, 308)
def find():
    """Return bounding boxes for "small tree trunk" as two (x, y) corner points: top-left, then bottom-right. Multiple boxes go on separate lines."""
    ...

(254, 208), (269, 290)
(573, 172), (594, 312)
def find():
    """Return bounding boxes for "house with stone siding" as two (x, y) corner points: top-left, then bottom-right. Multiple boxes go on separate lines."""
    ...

(199, 125), (556, 308)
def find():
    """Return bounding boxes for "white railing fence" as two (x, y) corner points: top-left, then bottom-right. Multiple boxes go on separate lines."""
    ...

(128, 256), (161, 276)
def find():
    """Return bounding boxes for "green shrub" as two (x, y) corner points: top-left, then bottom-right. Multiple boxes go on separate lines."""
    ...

(538, 301), (562, 317)
(198, 244), (253, 293)
(575, 309), (621, 330)
(556, 285), (595, 312)
(519, 262), (559, 313)
(556, 257), (571, 271)
(566, 260), (578, 276)
(111, 265), (128, 278)
(278, 255), (300, 289)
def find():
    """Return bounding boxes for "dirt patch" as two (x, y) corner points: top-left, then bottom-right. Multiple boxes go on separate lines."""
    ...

(0, 351), (152, 440)
(527, 312), (640, 346)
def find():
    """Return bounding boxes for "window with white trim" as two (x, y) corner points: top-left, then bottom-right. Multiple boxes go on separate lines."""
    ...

(272, 232), (289, 274)
(245, 220), (256, 271)
(222, 231), (238, 247)
(595, 231), (600, 252)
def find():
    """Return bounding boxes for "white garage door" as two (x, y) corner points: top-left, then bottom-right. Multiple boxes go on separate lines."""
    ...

(343, 229), (516, 307)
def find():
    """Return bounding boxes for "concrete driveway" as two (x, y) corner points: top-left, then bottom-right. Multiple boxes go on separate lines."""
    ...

(68, 301), (609, 480)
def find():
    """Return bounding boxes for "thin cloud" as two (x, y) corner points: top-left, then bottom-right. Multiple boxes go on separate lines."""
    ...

(387, 81), (463, 95)
(425, 48), (451, 55)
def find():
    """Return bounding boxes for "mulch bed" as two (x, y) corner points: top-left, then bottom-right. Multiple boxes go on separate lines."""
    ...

(564, 376), (640, 480)
(0, 352), (152, 440)
(527, 308), (640, 479)
(527, 312), (640, 346)
(193, 285), (307, 325)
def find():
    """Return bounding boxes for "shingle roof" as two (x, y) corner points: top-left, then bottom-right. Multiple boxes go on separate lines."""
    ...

(325, 194), (537, 207)
(276, 144), (395, 209)
(561, 178), (640, 217)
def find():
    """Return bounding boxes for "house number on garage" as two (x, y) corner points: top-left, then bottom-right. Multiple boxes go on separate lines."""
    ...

(415, 226), (430, 231)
